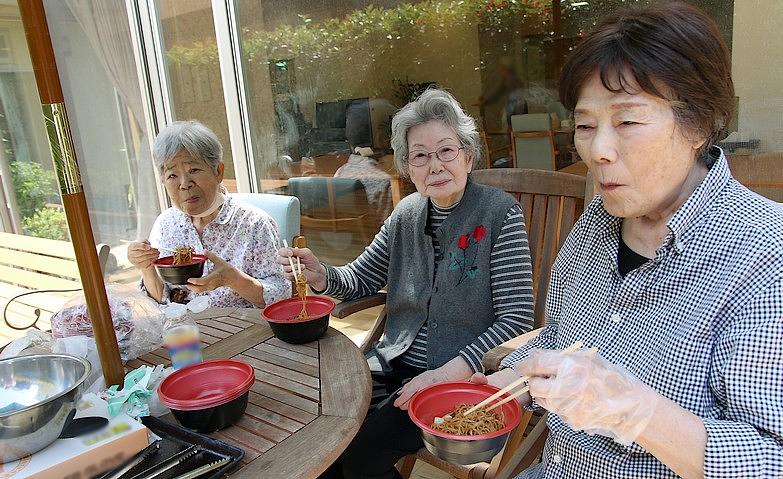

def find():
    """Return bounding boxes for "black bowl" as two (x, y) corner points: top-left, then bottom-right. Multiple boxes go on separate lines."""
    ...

(157, 359), (254, 433)
(154, 254), (207, 285)
(169, 392), (248, 433)
(262, 296), (335, 344)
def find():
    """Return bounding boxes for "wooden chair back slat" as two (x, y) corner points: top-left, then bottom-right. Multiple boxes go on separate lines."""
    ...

(472, 169), (586, 328)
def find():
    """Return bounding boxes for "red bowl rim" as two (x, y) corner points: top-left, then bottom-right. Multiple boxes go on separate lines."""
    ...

(262, 295), (336, 324)
(407, 381), (522, 441)
(153, 254), (208, 268)
(158, 359), (255, 411)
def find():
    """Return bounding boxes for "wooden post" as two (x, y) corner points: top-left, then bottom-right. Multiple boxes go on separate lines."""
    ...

(18, 0), (124, 386)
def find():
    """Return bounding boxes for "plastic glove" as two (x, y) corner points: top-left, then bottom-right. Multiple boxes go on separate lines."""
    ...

(469, 369), (532, 406)
(518, 348), (658, 446)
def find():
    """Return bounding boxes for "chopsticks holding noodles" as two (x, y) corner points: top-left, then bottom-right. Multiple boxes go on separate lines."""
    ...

(463, 342), (598, 416)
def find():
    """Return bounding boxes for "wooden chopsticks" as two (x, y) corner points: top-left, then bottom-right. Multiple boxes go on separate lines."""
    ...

(282, 240), (304, 276)
(463, 342), (597, 416)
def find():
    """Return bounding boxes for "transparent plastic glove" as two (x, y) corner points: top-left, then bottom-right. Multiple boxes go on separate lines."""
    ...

(519, 348), (658, 446)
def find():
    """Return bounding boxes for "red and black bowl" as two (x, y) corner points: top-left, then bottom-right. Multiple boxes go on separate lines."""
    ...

(262, 296), (335, 344)
(408, 382), (522, 465)
(153, 254), (208, 285)
(158, 359), (254, 433)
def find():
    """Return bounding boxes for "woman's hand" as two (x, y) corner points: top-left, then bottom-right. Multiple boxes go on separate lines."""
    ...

(394, 357), (474, 410)
(127, 240), (159, 272)
(276, 246), (328, 291)
(394, 369), (449, 410)
(187, 251), (239, 293)
(518, 349), (658, 445)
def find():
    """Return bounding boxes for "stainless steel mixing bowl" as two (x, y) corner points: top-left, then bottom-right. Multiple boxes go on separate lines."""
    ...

(0, 354), (91, 463)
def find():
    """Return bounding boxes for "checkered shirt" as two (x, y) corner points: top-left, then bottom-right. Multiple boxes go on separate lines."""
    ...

(502, 152), (783, 478)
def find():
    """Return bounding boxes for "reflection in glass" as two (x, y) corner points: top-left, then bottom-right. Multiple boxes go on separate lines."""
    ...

(158, 0), (779, 261)
(157, 0), (237, 189)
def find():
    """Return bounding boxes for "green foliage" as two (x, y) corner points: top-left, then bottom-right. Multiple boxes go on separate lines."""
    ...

(9, 160), (69, 240)
(166, 0), (550, 67)
(9, 161), (59, 220)
(22, 207), (69, 241)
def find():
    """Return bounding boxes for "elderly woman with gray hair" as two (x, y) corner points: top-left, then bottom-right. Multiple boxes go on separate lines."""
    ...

(278, 88), (535, 479)
(128, 121), (290, 308)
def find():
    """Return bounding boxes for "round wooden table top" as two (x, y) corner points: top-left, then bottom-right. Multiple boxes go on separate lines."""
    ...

(127, 307), (372, 479)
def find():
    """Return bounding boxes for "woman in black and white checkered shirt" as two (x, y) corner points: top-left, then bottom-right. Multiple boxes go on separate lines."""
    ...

(474, 3), (783, 479)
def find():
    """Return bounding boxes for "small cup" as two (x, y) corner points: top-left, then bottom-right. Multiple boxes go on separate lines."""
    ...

(164, 324), (203, 370)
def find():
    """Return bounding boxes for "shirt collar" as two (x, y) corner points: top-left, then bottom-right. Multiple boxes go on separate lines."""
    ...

(666, 147), (730, 253)
(594, 146), (730, 260)
(213, 192), (236, 225)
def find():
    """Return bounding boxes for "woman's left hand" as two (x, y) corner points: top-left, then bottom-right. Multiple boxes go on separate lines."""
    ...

(394, 369), (449, 410)
(518, 349), (658, 445)
(187, 251), (239, 293)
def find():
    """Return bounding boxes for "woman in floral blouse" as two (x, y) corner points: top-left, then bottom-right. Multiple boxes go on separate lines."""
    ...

(128, 121), (290, 308)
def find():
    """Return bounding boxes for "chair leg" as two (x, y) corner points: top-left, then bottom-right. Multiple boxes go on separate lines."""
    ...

(397, 455), (417, 479)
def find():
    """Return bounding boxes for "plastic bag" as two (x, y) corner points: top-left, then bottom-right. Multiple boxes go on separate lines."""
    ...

(50, 284), (166, 361)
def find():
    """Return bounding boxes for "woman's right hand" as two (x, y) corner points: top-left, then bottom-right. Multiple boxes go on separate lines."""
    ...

(127, 240), (160, 272)
(277, 246), (328, 291)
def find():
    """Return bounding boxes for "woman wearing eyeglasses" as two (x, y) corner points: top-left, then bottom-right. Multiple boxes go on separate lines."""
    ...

(278, 88), (535, 479)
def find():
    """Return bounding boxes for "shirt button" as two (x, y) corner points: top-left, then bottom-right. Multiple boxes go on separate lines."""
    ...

(610, 313), (622, 323)
(552, 454), (563, 464)
(431, 322), (437, 329)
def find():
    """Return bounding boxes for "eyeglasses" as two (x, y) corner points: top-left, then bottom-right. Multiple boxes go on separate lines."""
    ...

(406, 145), (464, 167)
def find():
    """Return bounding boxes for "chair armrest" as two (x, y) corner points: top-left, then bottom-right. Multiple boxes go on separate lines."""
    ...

(494, 412), (549, 479)
(331, 293), (387, 319)
(481, 327), (543, 372)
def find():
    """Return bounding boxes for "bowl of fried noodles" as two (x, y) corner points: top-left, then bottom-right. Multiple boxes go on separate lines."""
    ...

(408, 381), (522, 465)
(153, 246), (207, 285)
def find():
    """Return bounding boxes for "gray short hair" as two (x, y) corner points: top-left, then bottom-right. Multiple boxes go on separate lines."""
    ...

(153, 120), (223, 174)
(390, 88), (481, 177)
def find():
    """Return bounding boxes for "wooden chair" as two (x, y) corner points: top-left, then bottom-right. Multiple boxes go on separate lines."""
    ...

(287, 176), (374, 245)
(330, 169), (591, 478)
(509, 114), (557, 170)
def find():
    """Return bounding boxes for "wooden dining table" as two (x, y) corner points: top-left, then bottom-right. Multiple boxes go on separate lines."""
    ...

(125, 307), (372, 478)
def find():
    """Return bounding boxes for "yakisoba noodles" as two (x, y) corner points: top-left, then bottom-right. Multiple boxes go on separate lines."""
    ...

(283, 239), (310, 321)
(431, 404), (505, 436)
(172, 245), (195, 265)
(294, 271), (308, 320)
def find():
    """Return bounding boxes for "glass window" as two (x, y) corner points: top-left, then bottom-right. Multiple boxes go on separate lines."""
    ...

(156, 0), (238, 191)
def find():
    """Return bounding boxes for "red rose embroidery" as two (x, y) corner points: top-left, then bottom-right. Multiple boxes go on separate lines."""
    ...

(473, 225), (486, 242)
(457, 234), (470, 250)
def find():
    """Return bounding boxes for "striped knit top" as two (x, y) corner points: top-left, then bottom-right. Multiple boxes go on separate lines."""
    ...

(322, 200), (534, 372)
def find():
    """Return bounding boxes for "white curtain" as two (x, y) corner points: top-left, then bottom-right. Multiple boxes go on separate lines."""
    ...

(62, 0), (160, 238)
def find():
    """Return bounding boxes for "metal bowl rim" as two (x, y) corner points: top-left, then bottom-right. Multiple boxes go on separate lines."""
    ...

(0, 353), (91, 419)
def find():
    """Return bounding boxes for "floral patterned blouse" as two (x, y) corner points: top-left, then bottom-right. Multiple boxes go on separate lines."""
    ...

(147, 195), (291, 308)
